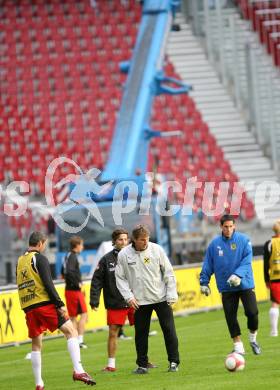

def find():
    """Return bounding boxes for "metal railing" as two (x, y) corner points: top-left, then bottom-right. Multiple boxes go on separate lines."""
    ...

(0, 252), (20, 286)
(182, 0), (280, 175)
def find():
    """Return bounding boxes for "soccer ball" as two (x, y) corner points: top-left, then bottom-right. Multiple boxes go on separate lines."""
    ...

(224, 353), (245, 372)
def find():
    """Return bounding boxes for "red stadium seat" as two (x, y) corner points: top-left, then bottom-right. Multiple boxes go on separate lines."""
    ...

(0, 0), (255, 240)
(240, 0), (280, 64)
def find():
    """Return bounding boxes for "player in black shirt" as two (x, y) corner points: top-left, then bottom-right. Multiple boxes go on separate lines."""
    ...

(61, 236), (88, 348)
(90, 228), (134, 371)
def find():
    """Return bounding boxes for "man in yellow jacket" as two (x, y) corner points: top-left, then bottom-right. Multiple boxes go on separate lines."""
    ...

(264, 220), (280, 337)
(16, 231), (95, 389)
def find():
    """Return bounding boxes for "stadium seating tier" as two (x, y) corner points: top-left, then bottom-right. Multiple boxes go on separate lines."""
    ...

(0, 0), (255, 237)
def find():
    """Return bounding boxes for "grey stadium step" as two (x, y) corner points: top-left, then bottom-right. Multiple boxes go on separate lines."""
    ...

(167, 11), (280, 227)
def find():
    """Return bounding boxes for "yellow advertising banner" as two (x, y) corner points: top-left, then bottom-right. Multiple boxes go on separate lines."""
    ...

(0, 259), (269, 346)
(0, 283), (107, 346)
(172, 259), (269, 313)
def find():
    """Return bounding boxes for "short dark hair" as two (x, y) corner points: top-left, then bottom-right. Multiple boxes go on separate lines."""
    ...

(273, 220), (280, 234)
(220, 214), (235, 226)
(131, 225), (150, 241)
(29, 231), (47, 246)
(69, 236), (83, 250)
(112, 228), (128, 244)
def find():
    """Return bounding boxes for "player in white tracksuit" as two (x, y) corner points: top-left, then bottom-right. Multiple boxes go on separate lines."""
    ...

(115, 225), (180, 374)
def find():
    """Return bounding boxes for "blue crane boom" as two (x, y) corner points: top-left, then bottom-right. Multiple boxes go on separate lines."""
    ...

(55, 0), (192, 275)
(101, 0), (191, 182)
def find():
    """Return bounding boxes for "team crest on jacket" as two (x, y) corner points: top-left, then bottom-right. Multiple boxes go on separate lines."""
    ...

(144, 257), (150, 264)
(231, 243), (237, 250)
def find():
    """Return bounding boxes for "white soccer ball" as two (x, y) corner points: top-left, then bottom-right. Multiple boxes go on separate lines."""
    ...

(225, 352), (245, 372)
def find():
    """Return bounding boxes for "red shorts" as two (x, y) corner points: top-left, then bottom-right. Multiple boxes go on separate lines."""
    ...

(107, 307), (135, 326)
(270, 282), (280, 303)
(65, 290), (87, 317)
(26, 304), (69, 338)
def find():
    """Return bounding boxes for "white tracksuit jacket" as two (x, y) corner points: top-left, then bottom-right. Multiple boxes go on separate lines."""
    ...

(115, 242), (178, 305)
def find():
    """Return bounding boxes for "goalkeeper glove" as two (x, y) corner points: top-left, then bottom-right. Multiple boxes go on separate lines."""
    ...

(200, 285), (211, 296)
(227, 274), (241, 287)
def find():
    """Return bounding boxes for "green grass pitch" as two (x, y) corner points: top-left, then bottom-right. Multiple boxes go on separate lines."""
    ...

(1, 302), (279, 390)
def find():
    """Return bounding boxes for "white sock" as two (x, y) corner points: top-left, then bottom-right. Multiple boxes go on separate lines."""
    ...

(233, 341), (245, 354)
(269, 307), (279, 335)
(108, 357), (116, 368)
(249, 331), (257, 343)
(31, 351), (44, 387)
(67, 337), (84, 374)
(78, 335), (83, 344)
